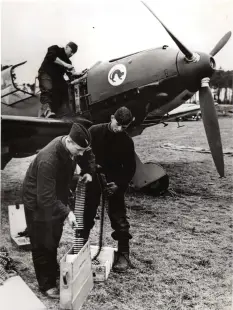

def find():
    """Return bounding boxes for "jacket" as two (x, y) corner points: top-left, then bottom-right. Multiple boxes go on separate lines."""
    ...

(89, 123), (136, 191)
(22, 136), (95, 222)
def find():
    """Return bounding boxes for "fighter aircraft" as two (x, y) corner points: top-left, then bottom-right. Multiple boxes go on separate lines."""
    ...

(1, 2), (231, 192)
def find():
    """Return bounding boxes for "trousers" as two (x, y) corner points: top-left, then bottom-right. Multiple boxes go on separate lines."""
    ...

(84, 173), (132, 241)
(24, 207), (63, 292)
(38, 72), (72, 118)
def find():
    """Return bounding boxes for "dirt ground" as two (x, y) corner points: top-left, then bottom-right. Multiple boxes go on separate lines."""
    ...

(1, 117), (233, 310)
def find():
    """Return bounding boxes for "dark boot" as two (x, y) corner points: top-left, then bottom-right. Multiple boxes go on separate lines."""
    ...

(113, 240), (131, 273)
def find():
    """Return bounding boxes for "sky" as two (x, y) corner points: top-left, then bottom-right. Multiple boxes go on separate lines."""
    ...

(1, 0), (233, 83)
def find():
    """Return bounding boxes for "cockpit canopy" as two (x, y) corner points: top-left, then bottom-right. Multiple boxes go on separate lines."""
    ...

(1, 61), (39, 106)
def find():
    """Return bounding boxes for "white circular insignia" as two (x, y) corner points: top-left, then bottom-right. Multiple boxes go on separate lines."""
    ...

(108, 64), (127, 86)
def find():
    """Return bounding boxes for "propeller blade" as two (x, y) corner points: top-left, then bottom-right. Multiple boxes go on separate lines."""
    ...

(141, 1), (193, 60)
(210, 31), (232, 56)
(199, 86), (224, 177)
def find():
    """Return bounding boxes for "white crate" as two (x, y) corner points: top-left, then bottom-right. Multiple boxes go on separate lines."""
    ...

(90, 246), (117, 282)
(8, 204), (31, 250)
(60, 241), (94, 310)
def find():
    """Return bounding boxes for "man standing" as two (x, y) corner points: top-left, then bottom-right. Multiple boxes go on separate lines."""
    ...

(38, 42), (78, 118)
(22, 123), (95, 299)
(85, 107), (136, 273)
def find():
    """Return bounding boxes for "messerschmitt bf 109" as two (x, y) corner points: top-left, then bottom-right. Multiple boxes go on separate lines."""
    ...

(1, 1), (231, 192)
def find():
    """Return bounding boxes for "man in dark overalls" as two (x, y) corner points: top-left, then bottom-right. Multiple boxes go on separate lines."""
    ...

(22, 123), (95, 299)
(38, 42), (78, 118)
(85, 107), (136, 273)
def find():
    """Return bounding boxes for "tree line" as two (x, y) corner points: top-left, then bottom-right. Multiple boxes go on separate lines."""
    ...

(210, 69), (233, 89)
(210, 69), (233, 104)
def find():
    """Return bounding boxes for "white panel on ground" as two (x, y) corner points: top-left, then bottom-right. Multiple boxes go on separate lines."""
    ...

(8, 204), (31, 249)
(0, 276), (46, 310)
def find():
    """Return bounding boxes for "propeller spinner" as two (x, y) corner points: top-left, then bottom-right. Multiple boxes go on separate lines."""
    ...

(142, 1), (232, 177)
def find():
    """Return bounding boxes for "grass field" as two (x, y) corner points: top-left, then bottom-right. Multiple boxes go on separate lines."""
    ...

(1, 117), (233, 310)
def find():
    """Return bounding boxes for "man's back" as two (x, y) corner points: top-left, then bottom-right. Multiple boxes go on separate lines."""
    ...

(22, 137), (74, 212)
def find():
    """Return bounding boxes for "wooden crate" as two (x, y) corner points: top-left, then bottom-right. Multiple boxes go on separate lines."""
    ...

(8, 204), (31, 250)
(90, 246), (117, 282)
(60, 241), (94, 310)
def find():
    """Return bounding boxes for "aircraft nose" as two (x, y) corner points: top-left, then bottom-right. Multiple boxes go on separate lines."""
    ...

(177, 51), (215, 91)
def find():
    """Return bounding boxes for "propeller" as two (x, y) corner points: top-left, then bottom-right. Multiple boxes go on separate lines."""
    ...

(199, 79), (224, 177)
(210, 31), (232, 56)
(141, 1), (194, 60)
(141, 1), (228, 177)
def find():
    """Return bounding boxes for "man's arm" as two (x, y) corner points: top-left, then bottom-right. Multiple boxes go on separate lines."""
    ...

(78, 148), (96, 177)
(45, 45), (73, 70)
(54, 58), (73, 70)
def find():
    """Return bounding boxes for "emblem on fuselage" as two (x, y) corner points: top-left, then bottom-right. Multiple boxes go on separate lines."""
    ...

(108, 64), (127, 86)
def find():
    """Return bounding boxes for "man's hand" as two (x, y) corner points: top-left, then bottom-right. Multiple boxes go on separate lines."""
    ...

(105, 182), (118, 196)
(81, 69), (88, 75)
(65, 64), (74, 71)
(80, 173), (92, 183)
(68, 211), (77, 227)
(70, 70), (79, 76)
(71, 69), (88, 79)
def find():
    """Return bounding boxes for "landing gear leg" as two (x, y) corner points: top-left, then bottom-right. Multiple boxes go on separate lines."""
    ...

(131, 153), (169, 195)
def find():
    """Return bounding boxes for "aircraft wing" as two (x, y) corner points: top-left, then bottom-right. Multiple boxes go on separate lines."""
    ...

(165, 103), (201, 120)
(165, 102), (218, 122)
(1, 115), (91, 168)
(142, 102), (202, 127)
